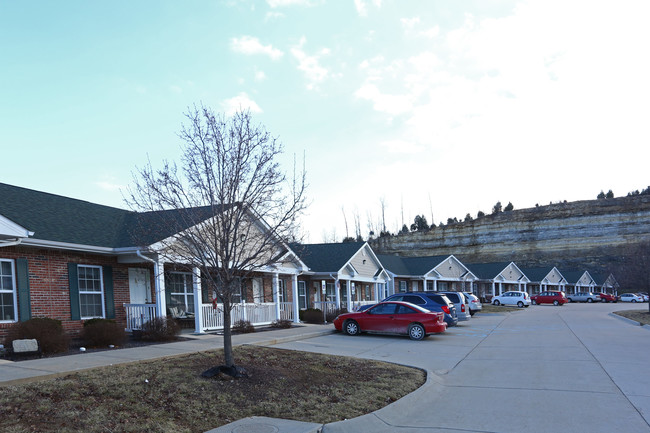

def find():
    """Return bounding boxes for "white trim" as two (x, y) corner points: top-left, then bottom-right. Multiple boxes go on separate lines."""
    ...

(78, 264), (106, 320)
(0, 215), (33, 239)
(0, 258), (18, 323)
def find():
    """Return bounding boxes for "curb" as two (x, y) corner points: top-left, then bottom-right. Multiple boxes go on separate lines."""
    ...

(609, 312), (646, 327)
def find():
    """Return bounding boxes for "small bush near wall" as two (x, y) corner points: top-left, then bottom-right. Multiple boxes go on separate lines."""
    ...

(300, 308), (324, 324)
(80, 319), (127, 348)
(269, 319), (292, 329)
(232, 320), (255, 333)
(4, 318), (70, 355)
(141, 317), (181, 342)
(326, 308), (347, 323)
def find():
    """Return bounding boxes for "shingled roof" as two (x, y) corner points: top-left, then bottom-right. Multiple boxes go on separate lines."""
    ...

(377, 254), (451, 276)
(289, 242), (366, 273)
(0, 183), (217, 249)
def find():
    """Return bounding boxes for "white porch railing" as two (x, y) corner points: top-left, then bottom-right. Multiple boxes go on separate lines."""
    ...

(123, 303), (157, 332)
(352, 300), (375, 311)
(313, 301), (338, 315)
(201, 302), (294, 332)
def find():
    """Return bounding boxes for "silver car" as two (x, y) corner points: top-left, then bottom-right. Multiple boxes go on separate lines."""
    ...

(439, 291), (471, 321)
(463, 292), (483, 316)
(492, 291), (531, 308)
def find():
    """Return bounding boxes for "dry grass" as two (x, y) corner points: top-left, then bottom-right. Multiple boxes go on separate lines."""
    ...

(0, 345), (425, 433)
(479, 304), (520, 313)
(614, 309), (650, 325)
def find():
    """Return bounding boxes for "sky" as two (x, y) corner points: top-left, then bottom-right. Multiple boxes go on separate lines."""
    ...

(1, 0), (649, 243)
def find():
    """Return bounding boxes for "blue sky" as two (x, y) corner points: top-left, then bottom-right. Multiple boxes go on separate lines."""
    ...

(2, 0), (649, 242)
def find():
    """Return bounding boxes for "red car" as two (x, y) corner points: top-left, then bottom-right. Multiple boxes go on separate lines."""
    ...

(595, 292), (617, 303)
(333, 301), (447, 340)
(531, 291), (568, 306)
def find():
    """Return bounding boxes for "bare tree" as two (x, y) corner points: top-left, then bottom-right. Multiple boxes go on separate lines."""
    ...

(341, 205), (349, 240)
(379, 197), (387, 235)
(127, 106), (307, 371)
(353, 207), (362, 241)
(616, 241), (650, 313)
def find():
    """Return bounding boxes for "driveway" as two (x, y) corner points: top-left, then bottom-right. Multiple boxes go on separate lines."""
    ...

(273, 302), (650, 432)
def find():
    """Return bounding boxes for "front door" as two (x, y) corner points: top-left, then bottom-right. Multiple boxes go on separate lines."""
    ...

(252, 278), (263, 303)
(128, 268), (151, 304)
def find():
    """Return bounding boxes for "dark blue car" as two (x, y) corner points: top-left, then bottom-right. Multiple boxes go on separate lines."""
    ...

(357, 292), (458, 327)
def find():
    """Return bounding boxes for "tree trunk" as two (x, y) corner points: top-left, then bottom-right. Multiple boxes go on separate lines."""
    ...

(223, 306), (235, 367)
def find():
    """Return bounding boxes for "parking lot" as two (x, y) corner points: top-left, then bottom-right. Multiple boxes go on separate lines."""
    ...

(273, 302), (650, 433)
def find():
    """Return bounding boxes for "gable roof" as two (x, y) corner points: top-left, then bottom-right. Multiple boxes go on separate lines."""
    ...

(289, 242), (366, 273)
(465, 262), (514, 280)
(378, 254), (451, 276)
(0, 183), (217, 249)
(519, 266), (556, 282)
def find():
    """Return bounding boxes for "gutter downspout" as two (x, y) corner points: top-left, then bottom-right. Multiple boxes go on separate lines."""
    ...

(136, 250), (165, 317)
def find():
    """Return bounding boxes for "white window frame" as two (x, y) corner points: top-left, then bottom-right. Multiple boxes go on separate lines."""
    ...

(78, 264), (105, 319)
(0, 259), (18, 323)
(298, 280), (307, 309)
(168, 272), (195, 312)
(278, 279), (286, 303)
(399, 280), (407, 293)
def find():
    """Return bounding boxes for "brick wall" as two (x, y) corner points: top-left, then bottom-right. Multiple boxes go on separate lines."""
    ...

(0, 245), (152, 340)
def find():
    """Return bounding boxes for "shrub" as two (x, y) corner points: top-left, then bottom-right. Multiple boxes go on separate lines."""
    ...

(232, 320), (255, 333)
(140, 317), (180, 342)
(81, 319), (127, 347)
(300, 308), (324, 324)
(326, 308), (347, 323)
(269, 319), (292, 329)
(4, 317), (69, 355)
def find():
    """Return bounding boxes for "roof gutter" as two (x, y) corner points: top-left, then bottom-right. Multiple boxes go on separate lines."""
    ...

(0, 238), (22, 248)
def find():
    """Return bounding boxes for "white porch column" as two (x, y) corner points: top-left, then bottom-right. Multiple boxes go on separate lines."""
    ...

(335, 279), (341, 309)
(155, 259), (166, 318)
(273, 273), (281, 320)
(291, 273), (300, 323)
(491, 281), (496, 296)
(346, 281), (353, 312)
(192, 268), (205, 334)
(374, 282), (379, 301)
(433, 280), (438, 291)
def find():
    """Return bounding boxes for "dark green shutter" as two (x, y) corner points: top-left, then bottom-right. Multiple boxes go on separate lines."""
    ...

(103, 266), (115, 319)
(16, 258), (31, 322)
(68, 263), (80, 320)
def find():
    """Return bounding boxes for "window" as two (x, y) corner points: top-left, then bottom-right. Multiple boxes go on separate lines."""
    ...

(167, 272), (195, 313)
(399, 281), (407, 293)
(78, 265), (105, 319)
(277, 279), (287, 303)
(325, 282), (335, 302)
(0, 259), (17, 322)
(298, 281), (307, 309)
(364, 285), (371, 301)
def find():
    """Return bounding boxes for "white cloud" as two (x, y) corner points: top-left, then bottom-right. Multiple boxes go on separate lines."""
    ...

(254, 70), (267, 81)
(267, 0), (312, 7)
(290, 37), (330, 90)
(221, 93), (263, 116)
(354, 0), (381, 17)
(96, 180), (124, 192)
(230, 36), (283, 60)
(380, 139), (423, 154)
(400, 17), (420, 29)
(265, 11), (284, 20)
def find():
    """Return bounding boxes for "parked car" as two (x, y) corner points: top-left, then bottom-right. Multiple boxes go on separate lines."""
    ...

(619, 293), (644, 303)
(595, 292), (617, 303)
(637, 293), (649, 302)
(439, 291), (471, 321)
(567, 292), (600, 303)
(333, 301), (447, 340)
(463, 292), (483, 316)
(355, 292), (459, 327)
(492, 291), (531, 308)
(531, 291), (567, 306)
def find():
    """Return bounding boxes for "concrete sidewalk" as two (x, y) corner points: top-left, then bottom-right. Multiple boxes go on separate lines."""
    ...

(0, 323), (334, 387)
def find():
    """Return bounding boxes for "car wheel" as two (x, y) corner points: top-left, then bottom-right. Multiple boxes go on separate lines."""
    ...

(632, 299), (637, 303)
(587, 298), (593, 303)
(553, 300), (559, 306)
(567, 298), (573, 303)
(344, 320), (360, 336)
(532, 299), (537, 305)
(517, 301), (524, 308)
(602, 299), (607, 303)
(493, 300), (501, 306)
(408, 323), (425, 341)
